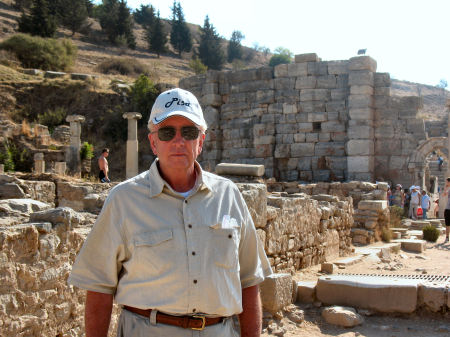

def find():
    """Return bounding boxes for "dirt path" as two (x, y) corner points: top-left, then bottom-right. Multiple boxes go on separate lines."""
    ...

(262, 236), (450, 337)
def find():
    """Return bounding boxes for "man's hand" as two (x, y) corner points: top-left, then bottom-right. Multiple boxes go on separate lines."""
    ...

(85, 291), (113, 337)
(239, 285), (262, 337)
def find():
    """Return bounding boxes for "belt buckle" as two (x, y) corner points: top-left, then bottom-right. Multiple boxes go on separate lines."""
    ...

(191, 315), (206, 330)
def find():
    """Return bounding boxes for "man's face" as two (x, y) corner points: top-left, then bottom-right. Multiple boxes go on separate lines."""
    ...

(148, 116), (205, 171)
(104, 151), (109, 158)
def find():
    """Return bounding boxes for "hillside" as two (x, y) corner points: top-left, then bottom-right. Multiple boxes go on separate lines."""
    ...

(0, 0), (269, 86)
(391, 79), (450, 121)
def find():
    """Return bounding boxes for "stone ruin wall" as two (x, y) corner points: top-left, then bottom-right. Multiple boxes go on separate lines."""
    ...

(0, 174), (358, 336)
(179, 54), (426, 188)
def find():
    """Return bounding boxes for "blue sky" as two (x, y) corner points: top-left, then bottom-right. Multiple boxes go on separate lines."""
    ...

(102, 0), (449, 87)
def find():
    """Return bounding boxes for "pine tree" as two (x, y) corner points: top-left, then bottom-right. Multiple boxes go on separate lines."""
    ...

(227, 30), (244, 63)
(98, 0), (135, 49)
(18, 0), (57, 37)
(58, 0), (88, 35)
(117, 0), (135, 49)
(148, 11), (167, 58)
(134, 4), (155, 28)
(198, 16), (225, 70)
(170, 1), (192, 56)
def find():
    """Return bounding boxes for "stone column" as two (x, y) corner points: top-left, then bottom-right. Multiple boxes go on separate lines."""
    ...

(346, 56), (377, 181)
(65, 115), (85, 175)
(34, 152), (45, 174)
(55, 162), (66, 176)
(0, 164), (4, 174)
(440, 99), (450, 218)
(123, 112), (142, 179)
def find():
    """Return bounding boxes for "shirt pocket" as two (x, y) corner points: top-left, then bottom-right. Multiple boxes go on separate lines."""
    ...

(208, 224), (240, 271)
(133, 229), (175, 275)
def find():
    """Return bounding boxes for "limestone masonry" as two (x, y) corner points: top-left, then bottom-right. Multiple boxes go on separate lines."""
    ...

(179, 54), (429, 188)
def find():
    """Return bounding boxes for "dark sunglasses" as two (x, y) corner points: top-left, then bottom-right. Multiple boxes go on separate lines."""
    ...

(153, 126), (201, 141)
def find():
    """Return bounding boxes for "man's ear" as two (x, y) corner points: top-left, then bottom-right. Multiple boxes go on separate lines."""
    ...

(148, 133), (157, 154)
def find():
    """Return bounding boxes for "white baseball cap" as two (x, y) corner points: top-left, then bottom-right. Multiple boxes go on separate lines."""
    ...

(148, 88), (207, 129)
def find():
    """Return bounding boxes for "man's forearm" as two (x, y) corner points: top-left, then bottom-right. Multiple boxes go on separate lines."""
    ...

(239, 285), (262, 337)
(85, 291), (113, 337)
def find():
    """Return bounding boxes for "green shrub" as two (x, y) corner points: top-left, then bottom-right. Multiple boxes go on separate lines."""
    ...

(0, 34), (77, 71)
(96, 57), (149, 76)
(0, 141), (32, 172)
(0, 142), (15, 171)
(389, 205), (404, 227)
(269, 54), (291, 67)
(422, 225), (440, 242)
(80, 142), (94, 160)
(381, 228), (392, 243)
(37, 107), (66, 133)
(189, 57), (207, 74)
(130, 74), (158, 123)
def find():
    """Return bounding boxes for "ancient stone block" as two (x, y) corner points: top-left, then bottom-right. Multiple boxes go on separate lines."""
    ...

(348, 94), (374, 109)
(255, 90), (275, 104)
(406, 119), (425, 134)
(297, 157), (312, 170)
(327, 61), (349, 75)
(348, 71), (374, 86)
(297, 123), (313, 132)
(274, 77), (296, 90)
(295, 53), (319, 63)
(326, 100), (346, 112)
(349, 56), (377, 72)
(287, 63), (308, 77)
(348, 125), (374, 139)
(308, 112), (327, 122)
(346, 140), (374, 156)
(400, 239), (426, 253)
(276, 123), (298, 134)
(274, 144), (290, 158)
(317, 75), (337, 89)
(315, 142), (345, 156)
(374, 87), (390, 96)
(291, 143), (315, 157)
(321, 121), (345, 133)
(358, 200), (387, 210)
(347, 156), (374, 173)
(202, 83), (218, 95)
(300, 89), (330, 101)
(296, 281), (316, 303)
(331, 89), (348, 100)
(374, 72), (391, 87)
(319, 133), (331, 142)
(307, 62), (328, 76)
(375, 140), (401, 156)
(294, 133), (306, 143)
(0, 183), (26, 199)
(299, 101), (326, 113)
(306, 133), (319, 142)
(295, 76), (317, 89)
(260, 273), (293, 313)
(350, 85), (373, 95)
(316, 275), (418, 313)
(283, 103), (298, 114)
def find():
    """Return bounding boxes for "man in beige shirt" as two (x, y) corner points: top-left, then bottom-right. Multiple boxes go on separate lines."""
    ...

(68, 88), (272, 336)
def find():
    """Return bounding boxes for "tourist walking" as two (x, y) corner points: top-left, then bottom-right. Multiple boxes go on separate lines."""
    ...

(444, 178), (450, 243)
(438, 155), (444, 171)
(409, 186), (420, 220)
(391, 184), (404, 208)
(420, 190), (431, 220)
(69, 88), (272, 337)
(98, 148), (110, 183)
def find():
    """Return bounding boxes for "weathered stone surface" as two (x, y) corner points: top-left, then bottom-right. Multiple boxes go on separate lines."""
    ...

(260, 273), (293, 313)
(346, 140), (374, 156)
(418, 282), (447, 312)
(349, 56), (377, 72)
(216, 163), (265, 177)
(398, 239), (426, 253)
(295, 53), (319, 63)
(237, 183), (267, 228)
(358, 200), (387, 210)
(316, 275), (418, 313)
(0, 198), (51, 217)
(0, 183), (26, 199)
(322, 306), (364, 327)
(291, 143), (315, 157)
(296, 281), (316, 303)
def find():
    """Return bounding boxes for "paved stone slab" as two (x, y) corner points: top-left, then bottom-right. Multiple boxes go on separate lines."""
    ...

(333, 255), (364, 267)
(392, 239), (426, 253)
(316, 275), (418, 313)
(358, 200), (387, 210)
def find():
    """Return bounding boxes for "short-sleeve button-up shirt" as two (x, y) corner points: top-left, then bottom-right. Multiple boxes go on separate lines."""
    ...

(68, 160), (272, 316)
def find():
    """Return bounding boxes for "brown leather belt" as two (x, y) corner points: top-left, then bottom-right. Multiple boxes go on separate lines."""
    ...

(123, 306), (224, 330)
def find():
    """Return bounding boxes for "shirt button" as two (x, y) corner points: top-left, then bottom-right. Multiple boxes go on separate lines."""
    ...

(193, 279), (197, 284)
(188, 224), (192, 228)
(193, 308), (196, 312)
(192, 251), (196, 255)
(184, 200), (188, 204)
(228, 234), (232, 239)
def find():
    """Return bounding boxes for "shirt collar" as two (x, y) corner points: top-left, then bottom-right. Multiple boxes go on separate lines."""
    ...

(148, 159), (213, 198)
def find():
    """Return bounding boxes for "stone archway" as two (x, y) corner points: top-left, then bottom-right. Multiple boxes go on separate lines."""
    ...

(407, 137), (448, 189)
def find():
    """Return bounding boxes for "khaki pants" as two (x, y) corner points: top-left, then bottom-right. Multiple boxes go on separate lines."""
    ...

(117, 309), (240, 337)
